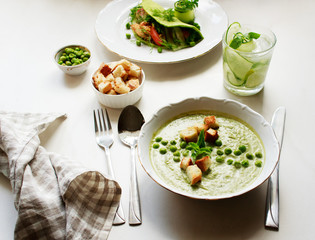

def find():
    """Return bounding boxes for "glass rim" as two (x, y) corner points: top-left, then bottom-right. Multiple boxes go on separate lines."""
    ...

(222, 24), (277, 55)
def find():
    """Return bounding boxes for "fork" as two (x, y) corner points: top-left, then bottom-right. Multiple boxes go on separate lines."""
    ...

(93, 108), (125, 225)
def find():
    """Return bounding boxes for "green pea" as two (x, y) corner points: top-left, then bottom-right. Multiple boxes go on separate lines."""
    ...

(58, 61), (63, 65)
(136, 40), (141, 46)
(180, 141), (187, 149)
(227, 159), (233, 165)
(173, 156), (180, 162)
(74, 50), (82, 57)
(224, 148), (232, 155)
(234, 161), (241, 168)
(65, 61), (72, 66)
(217, 149), (224, 156)
(241, 159), (249, 167)
(59, 56), (67, 62)
(157, 47), (162, 53)
(84, 51), (90, 57)
(62, 52), (67, 56)
(153, 143), (160, 149)
(215, 139), (222, 146)
(126, 33), (131, 39)
(182, 150), (189, 157)
(173, 151), (180, 157)
(255, 152), (263, 158)
(82, 57), (89, 62)
(239, 145), (247, 153)
(69, 53), (75, 59)
(255, 160), (262, 167)
(155, 137), (162, 142)
(75, 47), (80, 51)
(216, 156), (224, 163)
(159, 148), (167, 155)
(126, 22), (131, 29)
(170, 140), (176, 145)
(170, 146), (177, 152)
(65, 48), (73, 54)
(246, 153), (254, 160)
(234, 149), (242, 156)
(189, 42), (196, 47)
(161, 140), (168, 146)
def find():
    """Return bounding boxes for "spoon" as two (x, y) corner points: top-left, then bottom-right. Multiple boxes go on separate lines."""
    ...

(118, 105), (145, 225)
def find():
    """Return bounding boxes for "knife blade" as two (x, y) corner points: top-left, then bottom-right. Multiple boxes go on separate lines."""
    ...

(265, 106), (286, 230)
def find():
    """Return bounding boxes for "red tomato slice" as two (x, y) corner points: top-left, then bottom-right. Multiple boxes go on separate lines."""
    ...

(150, 26), (162, 46)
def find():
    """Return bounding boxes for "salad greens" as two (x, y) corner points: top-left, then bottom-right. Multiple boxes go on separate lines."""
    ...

(127, 0), (203, 52)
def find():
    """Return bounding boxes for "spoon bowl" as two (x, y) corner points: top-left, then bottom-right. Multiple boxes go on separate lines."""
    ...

(118, 105), (145, 225)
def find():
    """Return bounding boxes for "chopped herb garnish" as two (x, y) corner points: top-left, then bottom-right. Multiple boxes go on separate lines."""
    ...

(229, 31), (261, 49)
(175, 0), (199, 11)
(186, 130), (212, 161)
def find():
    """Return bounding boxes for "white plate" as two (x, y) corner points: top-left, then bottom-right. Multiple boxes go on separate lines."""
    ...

(138, 97), (280, 200)
(95, 0), (228, 64)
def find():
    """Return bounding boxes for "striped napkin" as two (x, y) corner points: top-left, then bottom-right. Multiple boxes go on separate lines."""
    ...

(0, 112), (121, 239)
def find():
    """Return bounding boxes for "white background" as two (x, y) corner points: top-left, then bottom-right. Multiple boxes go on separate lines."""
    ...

(1, 0), (314, 239)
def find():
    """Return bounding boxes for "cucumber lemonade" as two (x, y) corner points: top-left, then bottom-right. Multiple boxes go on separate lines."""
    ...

(223, 23), (276, 96)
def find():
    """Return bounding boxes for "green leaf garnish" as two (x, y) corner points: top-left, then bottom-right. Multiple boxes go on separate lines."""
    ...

(229, 31), (261, 49)
(152, 8), (175, 22)
(175, 0), (199, 11)
(186, 130), (212, 161)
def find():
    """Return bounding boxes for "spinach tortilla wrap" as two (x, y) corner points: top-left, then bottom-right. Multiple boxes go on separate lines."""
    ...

(129, 0), (203, 51)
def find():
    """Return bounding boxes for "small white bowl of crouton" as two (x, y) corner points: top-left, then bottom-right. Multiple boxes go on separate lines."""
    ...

(92, 59), (145, 108)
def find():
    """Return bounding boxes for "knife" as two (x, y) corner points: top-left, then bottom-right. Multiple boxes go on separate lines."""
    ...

(265, 106), (286, 230)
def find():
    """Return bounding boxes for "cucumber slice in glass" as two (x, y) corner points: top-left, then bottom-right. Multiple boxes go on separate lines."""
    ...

(225, 48), (253, 80)
(245, 65), (268, 88)
(223, 62), (245, 86)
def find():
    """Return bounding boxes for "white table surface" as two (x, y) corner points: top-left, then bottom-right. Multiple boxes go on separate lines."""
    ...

(1, 0), (314, 239)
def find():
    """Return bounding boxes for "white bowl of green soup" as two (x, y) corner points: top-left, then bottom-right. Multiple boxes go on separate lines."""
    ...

(138, 97), (279, 200)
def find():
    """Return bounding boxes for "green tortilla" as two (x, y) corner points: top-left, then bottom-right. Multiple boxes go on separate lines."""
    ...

(142, 0), (203, 40)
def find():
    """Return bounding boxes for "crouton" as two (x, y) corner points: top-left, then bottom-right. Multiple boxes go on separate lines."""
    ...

(100, 64), (112, 77)
(114, 77), (130, 94)
(128, 64), (141, 78)
(107, 89), (117, 95)
(180, 157), (193, 170)
(118, 59), (132, 71)
(180, 127), (198, 142)
(194, 123), (209, 134)
(195, 156), (211, 172)
(112, 64), (127, 79)
(105, 73), (115, 82)
(205, 128), (219, 143)
(98, 81), (112, 93)
(126, 78), (140, 91)
(186, 165), (202, 185)
(204, 115), (219, 129)
(92, 72), (106, 86)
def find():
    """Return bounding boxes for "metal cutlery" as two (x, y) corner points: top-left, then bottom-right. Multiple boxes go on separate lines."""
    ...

(265, 106), (286, 230)
(118, 105), (145, 225)
(93, 108), (125, 225)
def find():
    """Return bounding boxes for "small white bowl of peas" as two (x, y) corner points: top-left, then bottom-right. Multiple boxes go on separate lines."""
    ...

(54, 44), (91, 75)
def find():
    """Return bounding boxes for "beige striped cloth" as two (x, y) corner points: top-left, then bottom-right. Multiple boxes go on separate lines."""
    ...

(0, 112), (121, 239)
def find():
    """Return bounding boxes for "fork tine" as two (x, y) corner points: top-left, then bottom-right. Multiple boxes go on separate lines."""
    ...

(97, 109), (104, 132)
(93, 110), (99, 133)
(104, 108), (112, 130)
(100, 109), (107, 131)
